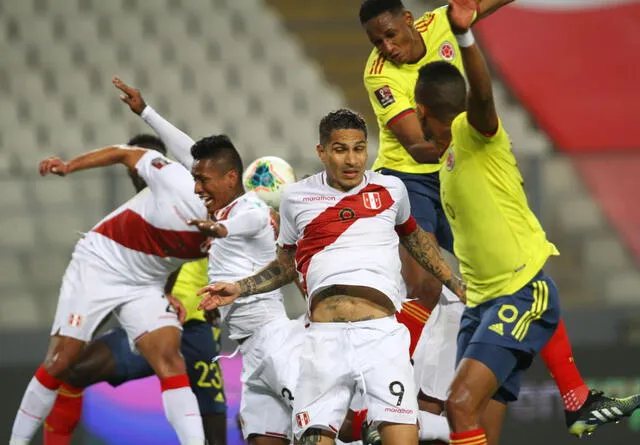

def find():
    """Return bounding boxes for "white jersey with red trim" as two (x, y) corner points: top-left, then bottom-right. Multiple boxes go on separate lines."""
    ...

(277, 171), (417, 311)
(209, 191), (287, 340)
(77, 150), (209, 284)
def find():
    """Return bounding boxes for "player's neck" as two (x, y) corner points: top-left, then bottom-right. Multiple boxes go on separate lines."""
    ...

(408, 30), (426, 64)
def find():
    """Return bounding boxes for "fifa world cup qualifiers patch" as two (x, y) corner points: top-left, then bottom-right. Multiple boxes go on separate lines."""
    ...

(374, 85), (396, 108)
(151, 157), (170, 169)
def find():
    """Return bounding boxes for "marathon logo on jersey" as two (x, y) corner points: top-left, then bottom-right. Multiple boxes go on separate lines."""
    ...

(374, 85), (396, 108)
(296, 411), (310, 428)
(362, 192), (382, 210)
(151, 157), (170, 169)
(68, 314), (83, 328)
(439, 41), (456, 62)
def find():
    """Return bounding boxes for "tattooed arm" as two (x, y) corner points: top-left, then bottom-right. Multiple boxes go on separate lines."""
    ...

(237, 245), (297, 296)
(198, 245), (297, 310)
(399, 227), (466, 301)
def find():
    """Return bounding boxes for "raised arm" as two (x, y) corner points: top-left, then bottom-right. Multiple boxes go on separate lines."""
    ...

(400, 226), (466, 301)
(113, 76), (196, 170)
(39, 145), (147, 177)
(448, 0), (498, 135)
(476, 0), (515, 20)
(198, 246), (297, 310)
(389, 114), (445, 163)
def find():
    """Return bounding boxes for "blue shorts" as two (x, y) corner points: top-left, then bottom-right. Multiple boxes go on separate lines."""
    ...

(96, 320), (227, 414)
(456, 271), (561, 403)
(378, 168), (453, 253)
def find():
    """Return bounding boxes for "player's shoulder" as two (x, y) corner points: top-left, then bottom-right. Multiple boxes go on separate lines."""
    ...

(232, 191), (270, 214)
(364, 48), (391, 80)
(284, 172), (322, 196)
(367, 170), (406, 192)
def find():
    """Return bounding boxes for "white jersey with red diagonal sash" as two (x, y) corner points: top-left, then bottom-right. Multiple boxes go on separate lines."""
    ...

(78, 150), (209, 284)
(277, 171), (417, 310)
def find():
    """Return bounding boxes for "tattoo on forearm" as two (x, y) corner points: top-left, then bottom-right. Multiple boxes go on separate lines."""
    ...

(237, 250), (297, 297)
(299, 428), (323, 445)
(401, 230), (463, 292)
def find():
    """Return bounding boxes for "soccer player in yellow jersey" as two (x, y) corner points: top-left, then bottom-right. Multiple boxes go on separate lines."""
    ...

(42, 136), (226, 445)
(414, 1), (640, 444)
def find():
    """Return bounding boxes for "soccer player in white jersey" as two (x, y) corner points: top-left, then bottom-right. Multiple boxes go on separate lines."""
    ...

(114, 77), (304, 444)
(10, 143), (211, 445)
(199, 108), (465, 445)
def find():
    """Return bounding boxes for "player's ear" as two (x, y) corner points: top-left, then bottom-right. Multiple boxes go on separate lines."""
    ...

(315, 144), (325, 161)
(403, 10), (414, 26)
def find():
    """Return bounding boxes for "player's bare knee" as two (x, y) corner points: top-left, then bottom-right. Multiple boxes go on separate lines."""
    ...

(43, 345), (81, 377)
(153, 348), (187, 378)
(445, 386), (475, 423)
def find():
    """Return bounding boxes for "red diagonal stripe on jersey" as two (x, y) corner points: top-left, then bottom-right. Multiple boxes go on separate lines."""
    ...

(93, 209), (208, 259)
(295, 184), (395, 286)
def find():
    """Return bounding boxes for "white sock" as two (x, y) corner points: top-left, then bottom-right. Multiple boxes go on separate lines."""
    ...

(161, 385), (205, 445)
(418, 410), (450, 442)
(10, 375), (59, 443)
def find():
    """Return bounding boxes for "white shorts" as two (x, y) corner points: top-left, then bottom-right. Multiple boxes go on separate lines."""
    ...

(50, 257), (180, 343)
(293, 316), (418, 439)
(412, 289), (464, 401)
(239, 317), (304, 440)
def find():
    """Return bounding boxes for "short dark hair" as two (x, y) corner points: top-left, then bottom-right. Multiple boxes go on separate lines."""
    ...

(359, 0), (405, 24)
(190, 135), (243, 174)
(319, 109), (367, 146)
(127, 134), (166, 156)
(415, 62), (467, 122)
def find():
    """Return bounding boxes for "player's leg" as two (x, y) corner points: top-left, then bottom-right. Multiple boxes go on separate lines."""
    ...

(480, 399), (507, 445)
(293, 323), (355, 445)
(45, 326), (159, 444)
(360, 317), (418, 445)
(44, 333), (119, 445)
(11, 260), (108, 445)
(118, 292), (205, 445)
(448, 272), (561, 444)
(181, 320), (228, 445)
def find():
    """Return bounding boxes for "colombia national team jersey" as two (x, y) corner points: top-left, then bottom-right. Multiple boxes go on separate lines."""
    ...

(171, 258), (209, 323)
(440, 113), (559, 306)
(364, 7), (464, 175)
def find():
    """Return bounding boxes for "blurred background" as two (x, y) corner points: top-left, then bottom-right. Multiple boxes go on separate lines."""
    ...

(1, 0), (639, 443)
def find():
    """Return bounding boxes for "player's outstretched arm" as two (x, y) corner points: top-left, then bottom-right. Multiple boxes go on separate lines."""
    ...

(198, 246), (297, 310)
(476, 0), (515, 21)
(389, 115), (446, 163)
(113, 76), (197, 170)
(400, 227), (466, 301)
(448, 0), (498, 135)
(39, 145), (147, 177)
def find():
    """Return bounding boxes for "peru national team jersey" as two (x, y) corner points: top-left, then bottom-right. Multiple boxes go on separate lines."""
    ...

(277, 171), (418, 311)
(208, 191), (287, 340)
(440, 113), (559, 306)
(364, 6), (463, 175)
(78, 150), (209, 284)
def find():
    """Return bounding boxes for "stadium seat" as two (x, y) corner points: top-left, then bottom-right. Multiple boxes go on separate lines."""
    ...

(0, 294), (41, 329)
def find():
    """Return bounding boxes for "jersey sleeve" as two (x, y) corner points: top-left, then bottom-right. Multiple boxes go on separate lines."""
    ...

(222, 205), (270, 237)
(454, 112), (509, 151)
(140, 106), (196, 170)
(276, 188), (297, 249)
(364, 70), (415, 128)
(393, 179), (418, 236)
(134, 149), (192, 193)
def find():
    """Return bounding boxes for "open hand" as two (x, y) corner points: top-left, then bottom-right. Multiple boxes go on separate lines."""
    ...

(447, 0), (479, 34)
(39, 157), (69, 176)
(113, 76), (147, 115)
(197, 282), (242, 311)
(166, 294), (187, 324)
(188, 219), (229, 238)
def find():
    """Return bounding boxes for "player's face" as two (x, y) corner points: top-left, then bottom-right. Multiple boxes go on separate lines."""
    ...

(317, 129), (367, 192)
(365, 11), (416, 65)
(192, 159), (238, 214)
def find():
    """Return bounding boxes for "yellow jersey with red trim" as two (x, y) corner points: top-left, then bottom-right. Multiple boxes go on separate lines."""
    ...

(171, 258), (209, 322)
(440, 113), (559, 307)
(364, 7), (464, 174)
